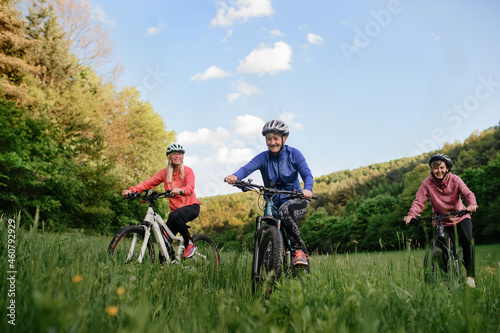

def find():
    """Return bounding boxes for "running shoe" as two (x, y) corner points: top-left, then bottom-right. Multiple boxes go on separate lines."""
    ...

(183, 243), (197, 258)
(466, 277), (476, 288)
(293, 250), (309, 266)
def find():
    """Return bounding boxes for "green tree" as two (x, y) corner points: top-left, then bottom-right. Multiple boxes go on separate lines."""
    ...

(25, 0), (78, 85)
(106, 87), (175, 189)
(0, 0), (40, 101)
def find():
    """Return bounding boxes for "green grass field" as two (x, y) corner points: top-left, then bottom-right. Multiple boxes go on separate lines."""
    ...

(1, 218), (499, 333)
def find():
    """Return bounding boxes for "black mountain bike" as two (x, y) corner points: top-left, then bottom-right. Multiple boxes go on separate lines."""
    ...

(229, 179), (316, 295)
(410, 210), (470, 285)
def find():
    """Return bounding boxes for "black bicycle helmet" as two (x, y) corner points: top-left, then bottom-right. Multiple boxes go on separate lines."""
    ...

(261, 119), (290, 136)
(166, 143), (185, 156)
(429, 154), (452, 169)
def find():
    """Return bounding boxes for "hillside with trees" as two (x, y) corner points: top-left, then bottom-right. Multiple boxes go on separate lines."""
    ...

(1, 0), (499, 253)
(198, 126), (500, 252)
(0, 0), (174, 231)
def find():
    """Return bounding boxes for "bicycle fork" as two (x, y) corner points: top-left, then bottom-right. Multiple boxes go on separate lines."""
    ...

(252, 216), (264, 280)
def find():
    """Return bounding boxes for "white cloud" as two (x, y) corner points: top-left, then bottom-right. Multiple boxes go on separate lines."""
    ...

(227, 92), (242, 103)
(228, 81), (262, 102)
(232, 114), (265, 137)
(211, 0), (274, 27)
(236, 41), (292, 76)
(191, 65), (232, 83)
(431, 32), (441, 42)
(220, 29), (233, 43)
(307, 33), (325, 46)
(354, 37), (367, 49)
(146, 22), (168, 35)
(92, 4), (116, 26)
(177, 127), (231, 147)
(270, 29), (285, 37)
(236, 81), (262, 96)
(279, 112), (303, 130)
(178, 113), (302, 197)
(213, 146), (255, 164)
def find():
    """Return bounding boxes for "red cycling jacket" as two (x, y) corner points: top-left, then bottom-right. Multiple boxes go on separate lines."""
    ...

(128, 166), (201, 212)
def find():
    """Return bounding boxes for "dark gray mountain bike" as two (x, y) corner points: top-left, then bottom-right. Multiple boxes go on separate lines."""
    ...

(229, 179), (316, 296)
(410, 210), (470, 285)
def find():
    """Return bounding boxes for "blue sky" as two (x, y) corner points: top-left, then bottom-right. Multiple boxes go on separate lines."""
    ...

(87, 0), (500, 197)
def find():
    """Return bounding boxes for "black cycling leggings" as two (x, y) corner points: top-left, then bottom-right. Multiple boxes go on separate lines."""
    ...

(278, 198), (308, 250)
(444, 218), (475, 278)
(166, 204), (200, 246)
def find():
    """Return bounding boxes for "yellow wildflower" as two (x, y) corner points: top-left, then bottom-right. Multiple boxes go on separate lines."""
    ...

(117, 287), (125, 296)
(72, 275), (82, 283)
(106, 306), (119, 316)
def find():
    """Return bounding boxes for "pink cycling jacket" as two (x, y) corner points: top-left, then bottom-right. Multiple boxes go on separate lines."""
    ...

(128, 166), (201, 212)
(407, 172), (477, 226)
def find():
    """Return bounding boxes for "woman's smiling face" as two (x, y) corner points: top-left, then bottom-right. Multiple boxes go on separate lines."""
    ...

(432, 161), (448, 179)
(266, 133), (287, 153)
(169, 152), (184, 166)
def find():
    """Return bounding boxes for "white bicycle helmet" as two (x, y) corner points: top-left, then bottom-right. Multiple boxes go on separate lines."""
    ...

(166, 143), (185, 156)
(262, 119), (290, 136)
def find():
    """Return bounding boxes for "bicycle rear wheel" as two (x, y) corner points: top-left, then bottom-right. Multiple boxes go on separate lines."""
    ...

(188, 234), (220, 270)
(424, 246), (447, 284)
(253, 226), (284, 295)
(108, 225), (155, 264)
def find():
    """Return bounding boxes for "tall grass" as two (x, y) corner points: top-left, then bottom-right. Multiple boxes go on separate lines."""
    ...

(1, 215), (499, 332)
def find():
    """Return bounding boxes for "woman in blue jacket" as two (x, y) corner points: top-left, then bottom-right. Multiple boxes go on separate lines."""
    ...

(225, 120), (314, 266)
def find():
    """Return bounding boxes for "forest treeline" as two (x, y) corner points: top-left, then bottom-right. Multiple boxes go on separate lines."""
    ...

(197, 127), (500, 252)
(1, 1), (499, 253)
(0, 0), (174, 230)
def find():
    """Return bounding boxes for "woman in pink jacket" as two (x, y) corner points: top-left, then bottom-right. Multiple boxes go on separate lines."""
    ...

(403, 154), (478, 288)
(122, 143), (201, 258)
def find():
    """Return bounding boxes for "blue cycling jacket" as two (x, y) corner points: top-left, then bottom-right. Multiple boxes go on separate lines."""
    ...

(233, 145), (314, 208)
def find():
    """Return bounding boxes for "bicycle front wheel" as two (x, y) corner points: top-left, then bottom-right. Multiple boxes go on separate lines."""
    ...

(424, 246), (447, 284)
(189, 234), (220, 270)
(108, 225), (155, 264)
(253, 226), (284, 295)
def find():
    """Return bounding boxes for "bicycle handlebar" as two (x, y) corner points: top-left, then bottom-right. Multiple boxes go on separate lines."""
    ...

(124, 189), (185, 202)
(228, 179), (317, 200)
(409, 209), (471, 224)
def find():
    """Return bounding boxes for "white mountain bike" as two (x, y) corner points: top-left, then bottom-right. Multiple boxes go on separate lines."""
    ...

(108, 190), (220, 269)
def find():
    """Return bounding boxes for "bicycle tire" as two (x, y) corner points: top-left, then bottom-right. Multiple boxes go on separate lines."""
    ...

(424, 246), (447, 284)
(108, 225), (155, 264)
(253, 226), (284, 295)
(189, 234), (220, 270)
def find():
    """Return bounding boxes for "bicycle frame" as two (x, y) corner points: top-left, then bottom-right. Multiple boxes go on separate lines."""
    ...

(252, 198), (282, 280)
(130, 206), (185, 264)
(433, 221), (460, 279)
(411, 210), (469, 284)
(230, 180), (314, 285)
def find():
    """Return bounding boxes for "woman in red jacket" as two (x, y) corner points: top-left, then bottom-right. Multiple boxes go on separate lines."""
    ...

(122, 143), (201, 258)
(403, 154), (478, 287)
